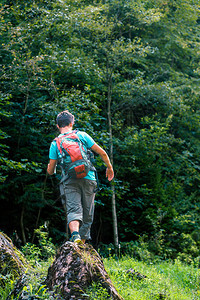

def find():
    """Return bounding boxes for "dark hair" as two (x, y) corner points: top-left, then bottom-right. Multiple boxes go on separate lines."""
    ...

(56, 110), (74, 128)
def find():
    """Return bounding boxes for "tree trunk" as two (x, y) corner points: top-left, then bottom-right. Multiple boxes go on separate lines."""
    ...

(107, 71), (119, 252)
(20, 205), (26, 245)
(45, 242), (124, 300)
(31, 173), (48, 243)
(31, 207), (42, 244)
(17, 75), (30, 150)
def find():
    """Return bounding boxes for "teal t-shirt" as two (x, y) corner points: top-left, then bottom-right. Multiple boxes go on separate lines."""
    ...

(49, 130), (96, 181)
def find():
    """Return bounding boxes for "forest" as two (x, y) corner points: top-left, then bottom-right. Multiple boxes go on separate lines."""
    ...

(0, 0), (200, 263)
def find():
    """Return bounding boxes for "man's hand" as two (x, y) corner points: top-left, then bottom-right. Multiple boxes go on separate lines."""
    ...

(106, 167), (114, 181)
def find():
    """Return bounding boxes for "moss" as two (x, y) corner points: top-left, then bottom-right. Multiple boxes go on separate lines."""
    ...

(0, 232), (28, 279)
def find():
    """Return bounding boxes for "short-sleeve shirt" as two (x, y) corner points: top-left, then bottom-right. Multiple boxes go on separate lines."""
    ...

(49, 130), (96, 181)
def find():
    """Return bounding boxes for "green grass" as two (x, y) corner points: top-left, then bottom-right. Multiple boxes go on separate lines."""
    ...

(0, 258), (55, 300)
(1, 253), (199, 299)
(104, 256), (200, 300)
(0, 274), (16, 300)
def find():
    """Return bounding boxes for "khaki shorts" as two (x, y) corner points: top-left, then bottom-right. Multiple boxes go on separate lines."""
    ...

(60, 178), (97, 240)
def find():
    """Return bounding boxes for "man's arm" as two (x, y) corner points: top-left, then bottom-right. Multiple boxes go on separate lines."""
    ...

(91, 143), (114, 181)
(47, 159), (57, 175)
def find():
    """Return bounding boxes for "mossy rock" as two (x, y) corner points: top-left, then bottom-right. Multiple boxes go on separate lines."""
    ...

(0, 232), (28, 278)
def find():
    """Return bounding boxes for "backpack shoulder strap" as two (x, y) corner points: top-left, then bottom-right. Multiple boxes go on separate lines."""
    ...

(54, 136), (62, 154)
(54, 130), (80, 155)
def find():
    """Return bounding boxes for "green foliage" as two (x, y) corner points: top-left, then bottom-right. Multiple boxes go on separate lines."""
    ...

(11, 259), (54, 300)
(99, 229), (200, 263)
(1, 226), (57, 300)
(0, 230), (55, 299)
(0, 0), (199, 254)
(86, 282), (111, 299)
(21, 225), (56, 263)
(0, 274), (16, 300)
(0, 92), (42, 183)
(0, 260), (54, 299)
(34, 225), (56, 259)
(21, 243), (42, 263)
(17, 261), (54, 300)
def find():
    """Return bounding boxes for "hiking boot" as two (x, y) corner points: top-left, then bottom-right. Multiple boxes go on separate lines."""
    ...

(70, 233), (82, 243)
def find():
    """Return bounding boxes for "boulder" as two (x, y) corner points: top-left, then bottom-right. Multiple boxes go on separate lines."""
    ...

(126, 268), (147, 280)
(0, 232), (27, 278)
(45, 242), (124, 300)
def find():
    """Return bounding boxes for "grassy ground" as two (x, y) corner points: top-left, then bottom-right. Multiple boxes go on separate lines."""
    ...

(1, 255), (199, 299)
(104, 256), (200, 300)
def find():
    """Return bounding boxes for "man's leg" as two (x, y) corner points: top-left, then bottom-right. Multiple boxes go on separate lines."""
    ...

(63, 179), (83, 242)
(79, 180), (97, 242)
(69, 219), (85, 243)
(69, 220), (80, 233)
(69, 221), (82, 242)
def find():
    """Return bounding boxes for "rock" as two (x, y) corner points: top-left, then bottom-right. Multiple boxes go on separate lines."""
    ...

(45, 242), (124, 300)
(0, 232), (27, 278)
(126, 268), (147, 280)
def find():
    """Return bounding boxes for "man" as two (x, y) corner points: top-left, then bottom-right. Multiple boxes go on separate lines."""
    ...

(47, 110), (114, 243)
